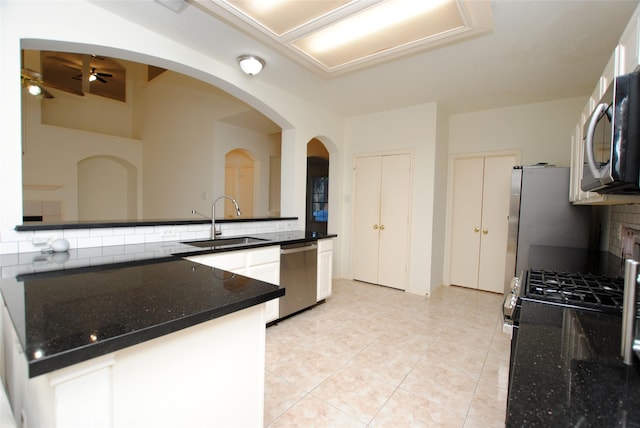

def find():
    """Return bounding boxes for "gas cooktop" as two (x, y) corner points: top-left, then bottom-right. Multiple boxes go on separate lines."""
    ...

(525, 269), (624, 313)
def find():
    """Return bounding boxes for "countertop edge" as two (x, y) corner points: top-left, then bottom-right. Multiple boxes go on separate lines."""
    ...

(27, 286), (285, 378)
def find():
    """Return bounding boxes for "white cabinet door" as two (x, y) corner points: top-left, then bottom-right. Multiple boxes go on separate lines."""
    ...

(186, 246), (280, 322)
(353, 154), (412, 290)
(620, 7), (639, 74)
(449, 154), (516, 293)
(378, 154), (411, 288)
(317, 239), (333, 301)
(449, 157), (484, 289)
(477, 156), (515, 293)
(353, 156), (382, 285)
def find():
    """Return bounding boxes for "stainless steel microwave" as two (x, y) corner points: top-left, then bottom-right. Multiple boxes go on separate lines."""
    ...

(581, 71), (640, 194)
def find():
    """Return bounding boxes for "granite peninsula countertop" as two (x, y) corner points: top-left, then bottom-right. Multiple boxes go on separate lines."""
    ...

(0, 230), (336, 377)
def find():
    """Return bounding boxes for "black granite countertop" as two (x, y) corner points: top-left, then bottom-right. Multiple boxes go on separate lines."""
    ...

(15, 216), (298, 231)
(0, 230), (336, 378)
(1, 257), (284, 378)
(507, 300), (640, 426)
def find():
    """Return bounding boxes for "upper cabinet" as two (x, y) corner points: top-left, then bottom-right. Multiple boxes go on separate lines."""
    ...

(570, 5), (640, 205)
(620, 10), (640, 75)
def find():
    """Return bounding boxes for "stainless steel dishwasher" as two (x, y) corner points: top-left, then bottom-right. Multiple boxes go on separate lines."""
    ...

(279, 241), (317, 319)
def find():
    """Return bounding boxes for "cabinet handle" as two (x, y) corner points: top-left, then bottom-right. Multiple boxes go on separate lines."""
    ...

(474, 227), (480, 233)
(380, 225), (385, 230)
(482, 229), (488, 235)
(373, 224), (379, 230)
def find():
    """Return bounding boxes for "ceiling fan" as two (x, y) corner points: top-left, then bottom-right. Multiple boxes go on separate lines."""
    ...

(74, 67), (112, 84)
(20, 68), (54, 99)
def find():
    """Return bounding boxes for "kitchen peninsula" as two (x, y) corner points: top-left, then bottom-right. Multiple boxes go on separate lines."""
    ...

(0, 230), (335, 428)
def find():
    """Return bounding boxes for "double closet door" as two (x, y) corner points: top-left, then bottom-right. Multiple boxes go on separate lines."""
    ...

(352, 153), (411, 290)
(449, 154), (516, 293)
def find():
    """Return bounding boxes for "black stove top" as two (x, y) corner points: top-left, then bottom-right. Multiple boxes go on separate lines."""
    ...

(524, 269), (624, 313)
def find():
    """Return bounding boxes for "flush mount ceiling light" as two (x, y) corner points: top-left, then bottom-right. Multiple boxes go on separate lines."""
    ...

(196, 0), (493, 76)
(27, 83), (42, 96)
(237, 55), (265, 76)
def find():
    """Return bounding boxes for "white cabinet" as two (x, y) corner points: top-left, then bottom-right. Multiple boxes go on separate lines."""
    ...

(352, 153), (412, 290)
(620, 5), (640, 74)
(316, 238), (333, 301)
(186, 246), (281, 323)
(449, 154), (516, 293)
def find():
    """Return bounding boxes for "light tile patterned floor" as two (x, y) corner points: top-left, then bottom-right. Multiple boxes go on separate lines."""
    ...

(264, 279), (510, 427)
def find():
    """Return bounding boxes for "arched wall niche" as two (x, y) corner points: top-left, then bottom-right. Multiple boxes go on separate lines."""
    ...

(78, 155), (137, 221)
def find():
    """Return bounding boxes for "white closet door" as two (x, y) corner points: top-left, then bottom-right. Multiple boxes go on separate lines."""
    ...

(353, 156), (383, 284)
(378, 154), (411, 289)
(449, 157), (484, 288)
(477, 155), (515, 293)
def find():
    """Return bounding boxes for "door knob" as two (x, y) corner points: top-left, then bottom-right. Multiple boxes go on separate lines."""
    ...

(373, 224), (379, 229)
(482, 229), (488, 235)
(380, 225), (385, 230)
(474, 227), (480, 233)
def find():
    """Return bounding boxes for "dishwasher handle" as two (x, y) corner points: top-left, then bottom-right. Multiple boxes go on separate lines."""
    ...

(280, 244), (317, 255)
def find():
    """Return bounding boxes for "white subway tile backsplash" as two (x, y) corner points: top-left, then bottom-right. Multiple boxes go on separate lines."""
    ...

(103, 236), (126, 247)
(0, 219), (300, 256)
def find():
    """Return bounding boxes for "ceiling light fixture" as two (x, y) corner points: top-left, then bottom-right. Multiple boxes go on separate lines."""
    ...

(27, 83), (42, 96)
(237, 55), (265, 76)
(304, 0), (452, 54)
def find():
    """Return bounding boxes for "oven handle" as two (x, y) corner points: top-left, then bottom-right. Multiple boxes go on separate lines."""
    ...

(584, 102), (608, 180)
(621, 259), (639, 365)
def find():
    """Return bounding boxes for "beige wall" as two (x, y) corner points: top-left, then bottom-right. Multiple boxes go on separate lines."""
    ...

(449, 97), (586, 166)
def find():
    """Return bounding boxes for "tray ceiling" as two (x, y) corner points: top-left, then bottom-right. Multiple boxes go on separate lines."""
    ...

(194, 0), (493, 75)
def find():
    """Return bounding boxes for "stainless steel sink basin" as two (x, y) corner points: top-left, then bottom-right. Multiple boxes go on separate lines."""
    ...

(182, 237), (267, 248)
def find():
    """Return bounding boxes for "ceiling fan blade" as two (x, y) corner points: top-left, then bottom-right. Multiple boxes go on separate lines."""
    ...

(96, 72), (113, 77)
(22, 68), (43, 81)
(40, 87), (55, 99)
(95, 76), (107, 83)
(62, 64), (82, 72)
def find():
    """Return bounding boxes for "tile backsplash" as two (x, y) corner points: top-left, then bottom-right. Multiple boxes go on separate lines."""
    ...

(0, 219), (301, 255)
(608, 204), (640, 258)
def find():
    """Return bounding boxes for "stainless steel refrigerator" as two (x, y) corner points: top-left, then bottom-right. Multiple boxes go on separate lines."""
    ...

(503, 165), (592, 294)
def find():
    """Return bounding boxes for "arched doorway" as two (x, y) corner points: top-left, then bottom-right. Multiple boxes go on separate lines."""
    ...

(306, 139), (329, 234)
(225, 149), (254, 218)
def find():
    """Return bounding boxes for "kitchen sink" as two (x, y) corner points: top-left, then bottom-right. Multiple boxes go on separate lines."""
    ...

(182, 237), (268, 248)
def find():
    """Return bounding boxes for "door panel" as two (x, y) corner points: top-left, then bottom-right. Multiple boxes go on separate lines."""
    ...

(353, 156), (382, 284)
(449, 157), (484, 288)
(378, 154), (411, 289)
(478, 155), (516, 292)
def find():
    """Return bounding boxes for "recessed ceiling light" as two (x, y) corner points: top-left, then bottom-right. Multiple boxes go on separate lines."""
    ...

(303, 0), (453, 54)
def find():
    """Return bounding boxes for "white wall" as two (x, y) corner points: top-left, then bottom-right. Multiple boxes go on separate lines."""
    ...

(449, 97), (586, 166)
(344, 103), (445, 295)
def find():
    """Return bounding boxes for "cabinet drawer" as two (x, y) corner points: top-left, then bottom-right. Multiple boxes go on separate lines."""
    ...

(318, 239), (333, 252)
(246, 246), (280, 265)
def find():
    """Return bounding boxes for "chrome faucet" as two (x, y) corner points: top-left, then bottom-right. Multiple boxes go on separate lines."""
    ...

(211, 195), (242, 239)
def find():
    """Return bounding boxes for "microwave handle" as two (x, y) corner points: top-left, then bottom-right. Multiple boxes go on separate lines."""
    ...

(622, 259), (639, 365)
(584, 102), (608, 180)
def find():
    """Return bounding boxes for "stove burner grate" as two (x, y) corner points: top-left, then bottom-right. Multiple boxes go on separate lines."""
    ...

(525, 269), (624, 312)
